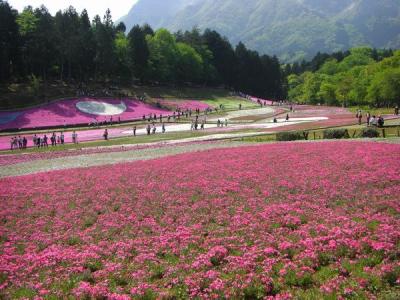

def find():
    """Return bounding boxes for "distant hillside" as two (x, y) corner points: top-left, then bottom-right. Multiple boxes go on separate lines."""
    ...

(120, 0), (200, 33)
(120, 0), (400, 62)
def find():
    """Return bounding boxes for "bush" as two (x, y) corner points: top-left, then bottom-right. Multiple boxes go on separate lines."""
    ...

(276, 131), (306, 141)
(323, 129), (350, 139)
(360, 128), (380, 138)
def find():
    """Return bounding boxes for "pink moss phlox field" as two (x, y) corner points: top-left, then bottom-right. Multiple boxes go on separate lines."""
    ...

(0, 141), (216, 167)
(1, 142), (400, 298)
(156, 99), (211, 111)
(0, 98), (171, 130)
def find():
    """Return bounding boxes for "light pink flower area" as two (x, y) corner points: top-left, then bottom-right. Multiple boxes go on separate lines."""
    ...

(0, 141), (400, 298)
(0, 98), (172, 130)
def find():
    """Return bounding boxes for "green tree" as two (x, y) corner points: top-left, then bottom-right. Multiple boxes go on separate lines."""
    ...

(176, 42), (203, 83)
(127, 25), (149, 82)
(0, 0), (20, 81)
(367, 69), (400, 106)
(146, 29), (178, 82)
(114, 31), (130, 82)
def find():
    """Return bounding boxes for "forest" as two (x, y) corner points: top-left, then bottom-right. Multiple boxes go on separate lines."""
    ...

(0, 1), (284, 100)
(286, 48), (400, 107)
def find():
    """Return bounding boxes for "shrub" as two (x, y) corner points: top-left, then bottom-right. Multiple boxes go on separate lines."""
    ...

(360, 128), (380, 138)
(323, 129), (350, 139)
(276, 131), (305, 141)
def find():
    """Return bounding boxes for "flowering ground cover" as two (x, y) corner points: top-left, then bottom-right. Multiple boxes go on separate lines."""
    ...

(156, 99), (211, 111)
(1, 141), (399, 299)
(0, 140), (222, 167)
(0, 98), (171, 130)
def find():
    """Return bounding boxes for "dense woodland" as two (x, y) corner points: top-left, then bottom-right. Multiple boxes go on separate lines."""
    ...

(286, 48), (400, 107)
(0, 1), (284, 100)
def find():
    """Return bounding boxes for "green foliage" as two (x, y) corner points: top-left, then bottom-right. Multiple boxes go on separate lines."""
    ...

(11, 287), (37, 299)
(243, 282), (266, 299)
(84, 259), (103, 272)
(128, 25), (150, 82)
(288, 48), (400, 107)
(176, 42), (203, 82)
(360, 128), (380, 138)
(16, 7), (38, 36)
(382, 266), (400, 286)
(28, 74), (40, 96)
(367, 68), (400, 107)
(323, 129), (350, 139)
(276, 131), (306, 141)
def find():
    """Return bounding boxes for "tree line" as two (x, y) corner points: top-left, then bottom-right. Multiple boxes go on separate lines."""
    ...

(286, 48), (400, 107)
(0, 1), (285, 99)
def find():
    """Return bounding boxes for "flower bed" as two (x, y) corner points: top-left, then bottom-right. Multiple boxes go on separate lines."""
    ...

(0, 140), (217, 167)
(0, 98), (171, 130)
(156, 99), (211, 111)
(1, 142), (399, 299)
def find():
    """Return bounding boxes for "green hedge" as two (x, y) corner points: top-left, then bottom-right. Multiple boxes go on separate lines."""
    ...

(323, 129), (350, 139)
(276, 131), (308, 141)
(360, 127), (380, 138)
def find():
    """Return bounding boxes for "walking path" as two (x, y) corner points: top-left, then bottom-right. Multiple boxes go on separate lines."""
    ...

(0, 141), (249, 178)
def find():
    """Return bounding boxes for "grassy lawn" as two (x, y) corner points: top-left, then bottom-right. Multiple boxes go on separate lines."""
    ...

(236, 125), (400, 143)
(0, 83), (231, 110)
(132, 86), (229, 99)
(202, 97), (258, 109)
(348, 106), (397, 116)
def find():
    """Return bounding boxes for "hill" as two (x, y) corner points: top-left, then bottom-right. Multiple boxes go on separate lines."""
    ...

(120, 0), (400, 62)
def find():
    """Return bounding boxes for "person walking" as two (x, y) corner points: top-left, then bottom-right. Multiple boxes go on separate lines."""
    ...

(162, 123), (166, 133)
(72, 131), (78, 144)
(33, 134), (37, 147)
(103, 129), (108, 140)
(133, 126), (137, 137)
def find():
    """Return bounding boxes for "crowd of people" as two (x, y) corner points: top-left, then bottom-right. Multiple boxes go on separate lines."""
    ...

(356, 110), (385, 127)
(9, 131), (76, 150)
(191, 116), (208, 130)
(89, 116), (122, 127)
(10, 136), (28, 150)
(145, 123), (166, 135)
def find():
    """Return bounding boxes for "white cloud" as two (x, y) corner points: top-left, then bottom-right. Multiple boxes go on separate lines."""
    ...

(6, 0), (137, 20)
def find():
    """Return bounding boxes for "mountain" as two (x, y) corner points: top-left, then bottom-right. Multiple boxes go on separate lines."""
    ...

(119, 0), (400, 62)
(119, 0), (200, 32)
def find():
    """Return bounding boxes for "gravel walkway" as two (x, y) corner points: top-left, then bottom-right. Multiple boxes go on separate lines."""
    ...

(0, 141), (249, 178)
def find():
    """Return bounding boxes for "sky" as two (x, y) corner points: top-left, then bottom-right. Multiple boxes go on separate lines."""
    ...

(6, 0), (137, 20)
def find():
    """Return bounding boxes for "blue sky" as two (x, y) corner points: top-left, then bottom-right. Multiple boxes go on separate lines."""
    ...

(7, 0), (137, 19)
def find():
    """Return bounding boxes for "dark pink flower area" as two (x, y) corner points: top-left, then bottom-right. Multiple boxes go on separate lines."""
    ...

(0, 141), (399, 298)
(0, 98), (172, 130)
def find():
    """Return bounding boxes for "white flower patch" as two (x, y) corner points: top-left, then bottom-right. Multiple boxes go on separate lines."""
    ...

(76, 101), (127, 116)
